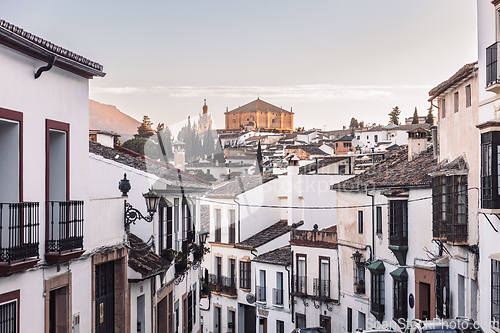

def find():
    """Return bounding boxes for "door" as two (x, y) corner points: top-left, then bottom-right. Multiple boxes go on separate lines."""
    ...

(320, 315), (331, 333)
(49, 286), (68, 333)
(214, 307), (221, 333)
(244, 305), (256, 333)
(95, 261), (115, 333)
(419, 282), (430, 320)
(259, 317), (267, 333)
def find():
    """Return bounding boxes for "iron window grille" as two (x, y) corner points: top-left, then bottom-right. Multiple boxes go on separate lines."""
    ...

(273, 288), (284, 305)
(389, 200), (408, 247)
(432, 175), (468, 243)
(487, 42), (499, 87)
(481, 131), (500, 209)
(493, 260), (500, 329)
(347, 308), (353, 333)
(256, 285), (266, 302)
(159, 204), (173, 253)
(46, 201), (83, 254)
(393, 280), (407, 326)
(313, 278), (330, 299)
(371, 273), (385, 316)
(0, 299), (16, 333)
(292, 275), (307, 295)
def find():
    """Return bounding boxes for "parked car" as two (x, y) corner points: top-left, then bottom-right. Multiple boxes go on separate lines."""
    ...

(291, 327), (328, 333)
(405, 317), (483, 333)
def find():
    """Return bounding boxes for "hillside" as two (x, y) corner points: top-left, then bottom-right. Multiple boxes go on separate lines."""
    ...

(89, 99), (139, 141)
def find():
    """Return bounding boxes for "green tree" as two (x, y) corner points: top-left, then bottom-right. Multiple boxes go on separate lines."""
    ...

(388, 106), (401, 125)
(136, 115), (155, 138)
(122, 137), (147, 155)
(349, 117), (359, 128)
(412, 107), (419, 124)
(426, 105), (434, 125)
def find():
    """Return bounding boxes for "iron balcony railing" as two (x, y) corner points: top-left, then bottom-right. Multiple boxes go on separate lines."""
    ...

(46, 201), (84, 253)
(208, 274), (237, 295)
(487, 42), (499, 87)
(292, 275), (307, 295)
(313, 278), (330, 299)
(371, 302), (385, 314)
(256, 285), (266, 302)
(272, 288), (284, 305)
(0, 202), (40, 263)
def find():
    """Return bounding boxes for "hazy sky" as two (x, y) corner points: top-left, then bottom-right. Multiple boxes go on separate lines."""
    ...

(2, 1), (477, 133)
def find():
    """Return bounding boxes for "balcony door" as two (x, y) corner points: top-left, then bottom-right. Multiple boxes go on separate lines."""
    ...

(95, 261), (115, 333)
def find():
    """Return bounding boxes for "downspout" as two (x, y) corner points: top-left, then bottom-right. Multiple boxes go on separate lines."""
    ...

(35, 55), (56, 79)
(234, 196), (241, 243)
(366, 191), (375, 261)
(290, 250), (294, 323)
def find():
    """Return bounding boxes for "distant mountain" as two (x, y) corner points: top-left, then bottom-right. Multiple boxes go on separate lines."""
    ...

(89, 99), (139, 142)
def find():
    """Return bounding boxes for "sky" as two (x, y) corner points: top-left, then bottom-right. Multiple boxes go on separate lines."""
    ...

(1, 1), (478, 134)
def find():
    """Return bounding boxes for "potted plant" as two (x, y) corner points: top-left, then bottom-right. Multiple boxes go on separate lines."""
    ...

(161, 248), (177, 262)
(175, 251), (188, 273)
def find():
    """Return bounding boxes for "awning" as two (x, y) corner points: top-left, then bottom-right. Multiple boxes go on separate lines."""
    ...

(367, 260), (385, 275)
(390, 267), (408, 281)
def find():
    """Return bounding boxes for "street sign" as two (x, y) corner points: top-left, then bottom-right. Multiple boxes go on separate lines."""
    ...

(409, 293), (414, 309)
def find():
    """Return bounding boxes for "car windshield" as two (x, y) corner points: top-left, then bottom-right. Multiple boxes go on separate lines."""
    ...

(424, 330), (460, 333)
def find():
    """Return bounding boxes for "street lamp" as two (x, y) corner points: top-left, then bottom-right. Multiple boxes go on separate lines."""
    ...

(199, 231), (209, 245)
(121, 175), (161, 232)
(351, 250), (363, 266)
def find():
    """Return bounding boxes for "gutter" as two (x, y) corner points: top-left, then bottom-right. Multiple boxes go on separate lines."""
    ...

(234, 196), (241, 243)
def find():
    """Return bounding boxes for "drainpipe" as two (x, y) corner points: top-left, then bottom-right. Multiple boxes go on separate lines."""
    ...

(290, 250), (294, 323)
(366, 191), (375, 261)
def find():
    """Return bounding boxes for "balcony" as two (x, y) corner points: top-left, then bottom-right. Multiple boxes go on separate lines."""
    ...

(487, 42), (500, 93)
(292, 275), (307, 296)
(313, 278), (330, 299)
(208, 274), (237, 296)
(256, 285), (266, 302)
(45, 201), (84, 264)
(0, 202), (40, 275)
(272, 288), (284, 306)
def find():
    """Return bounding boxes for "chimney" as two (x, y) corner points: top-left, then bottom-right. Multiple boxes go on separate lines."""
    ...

(287, 154), (301, 226)
(174, 150), (185, 171)
(407, 128), (427, 161)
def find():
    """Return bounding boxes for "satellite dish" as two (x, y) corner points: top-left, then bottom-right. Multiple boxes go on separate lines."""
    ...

(246, 293), (256, 304)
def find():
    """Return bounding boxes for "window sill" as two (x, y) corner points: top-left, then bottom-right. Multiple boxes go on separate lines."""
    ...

(491, 326), (500, 333)
(479, 208), (500, 215)
(240, 288), (251, 293)
(486, 82), (500, 95)
(273, 304), (284, 308)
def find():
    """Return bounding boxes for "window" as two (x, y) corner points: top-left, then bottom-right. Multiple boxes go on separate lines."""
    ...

(389, 200), (408, 247)
(214, 208), (221, 242)
(487, 41), (498, 87)
(229, 258), (236, 288)
(436, 266), (450, 319)
(228, 309), (235, 333)
(466, 84), (471, 108)
(371, 272), (385, 318)
(374, 135), (378, 143)
(193, 283), (197, 325)
(274, 272), (284, 305)
(493, 260), (500, 329)
(294, 255), (307, 294)
(0, 290), (19, 333)
(315, 257), (330, 298)
(454, 91), (459, 113)
(358, 211), (363, 234)
(481, 131), (500, 209)
(354, 263), (365, 294)
(240, 261), (251, 289)
(174, 198), (179, 251)
(276, 320), (285, 333)
(159, 204), (173, 253)
(339, 165), (346, 175)
(441, 98), (446, 118)
(214, 306), (221, 333)
(393, 280), (407, 326)
(187, 290), (193, 332)
(347, 308), (353, 333)
(215, 256), (222, 284)
(432, 175), (468, 243)
(257, 270), (266, 302)
(344, 142), (351, 148)
(229, 210), (236, 244)
(376, 206), (383, 234)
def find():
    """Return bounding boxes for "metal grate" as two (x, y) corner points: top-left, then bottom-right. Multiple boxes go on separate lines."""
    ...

(0, 300), (16, 333)
(46, 201), (84, 253)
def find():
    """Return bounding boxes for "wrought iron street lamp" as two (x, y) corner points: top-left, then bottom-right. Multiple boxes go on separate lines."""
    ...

(199, 231), (209, 245)
(351, 250), (363, 266)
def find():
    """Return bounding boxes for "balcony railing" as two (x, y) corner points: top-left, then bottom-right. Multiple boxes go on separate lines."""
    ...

(292, 275), (307, 295)
(313, 278), (330, 299)
(487, 42), (499, 87)
(208, 274), (237, 295)
(46, 201), (84, 253)
(0, 202), (40, 263)
(371, 302), (385, 314)
(272, 288), (284, 305)
(214, 227), (221, 242)
(256, 285), (266, 302)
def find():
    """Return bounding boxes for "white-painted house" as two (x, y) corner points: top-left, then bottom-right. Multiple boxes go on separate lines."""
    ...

(0, 19), (106, 332)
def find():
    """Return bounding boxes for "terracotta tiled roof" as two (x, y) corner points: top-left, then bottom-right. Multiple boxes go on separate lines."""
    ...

(428, 62), (477, 99)
(226, 98), (292, 114)
(331, 145), (438, 191)
(128, 234), (170, 277)
(430, 155), (469, 177)
(0, 19), (105, 77)
(89, 141), (212, 190)
(299, 157), (348, 175)
(238, 220), (299, 249)
(253, 245), (291, 265)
